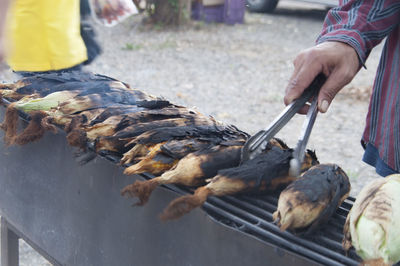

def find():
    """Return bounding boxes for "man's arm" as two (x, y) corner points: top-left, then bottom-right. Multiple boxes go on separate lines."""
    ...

(317, 0), (400, 66)
(285, 0), (400, 113)
(0, 0), (12, 63)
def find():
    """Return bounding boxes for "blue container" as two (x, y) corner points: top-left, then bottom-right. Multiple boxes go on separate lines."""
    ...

(191, 1), (204, 20)
(223, 0), (245, 25)
(192, 2), (225, 23)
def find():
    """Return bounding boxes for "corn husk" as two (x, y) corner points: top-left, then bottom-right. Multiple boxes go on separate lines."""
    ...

(14, 90), (79, 112)
(343, 174), (400, 266)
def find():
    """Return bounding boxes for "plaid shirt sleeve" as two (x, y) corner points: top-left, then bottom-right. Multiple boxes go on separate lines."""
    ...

(316, 0), (400, 66)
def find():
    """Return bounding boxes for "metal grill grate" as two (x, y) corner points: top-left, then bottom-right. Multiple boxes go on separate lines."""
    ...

(138, 171), (362, 266)
(204, 196), (360, 265)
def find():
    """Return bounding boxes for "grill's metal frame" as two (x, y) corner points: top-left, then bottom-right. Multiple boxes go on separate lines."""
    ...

(0, 105), (362, 266)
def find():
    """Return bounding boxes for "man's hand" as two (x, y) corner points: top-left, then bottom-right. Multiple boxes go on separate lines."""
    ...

(285, 41), (360, 113)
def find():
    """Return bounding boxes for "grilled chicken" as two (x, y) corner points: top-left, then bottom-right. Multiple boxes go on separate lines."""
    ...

(160, 147), (318, 221)
(273, 163), (350, 234)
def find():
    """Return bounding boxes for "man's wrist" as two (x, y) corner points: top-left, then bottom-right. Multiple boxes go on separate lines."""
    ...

(317, 39), (365, 69)
(316, 28), (368, 68)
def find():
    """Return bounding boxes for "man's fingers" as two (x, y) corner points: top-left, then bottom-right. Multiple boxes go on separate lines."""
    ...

(317, 70), (353, 113)
(284, 63), (322, 106)
(297, 103), (310, 115)
(284, 41), (360, 114)
(286, 64), (301, 94)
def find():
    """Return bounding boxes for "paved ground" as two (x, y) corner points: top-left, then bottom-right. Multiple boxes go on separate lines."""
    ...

(0, 1), (385, 264)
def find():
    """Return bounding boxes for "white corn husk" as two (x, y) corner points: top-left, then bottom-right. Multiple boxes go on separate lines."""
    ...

(14, 90), (79, 112)
(344, 174), (400, 265)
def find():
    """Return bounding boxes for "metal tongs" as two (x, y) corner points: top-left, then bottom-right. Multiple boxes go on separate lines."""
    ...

(241, 74), (327, 176)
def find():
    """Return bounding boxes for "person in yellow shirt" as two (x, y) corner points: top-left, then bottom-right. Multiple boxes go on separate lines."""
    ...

(0, 0), (88, 73)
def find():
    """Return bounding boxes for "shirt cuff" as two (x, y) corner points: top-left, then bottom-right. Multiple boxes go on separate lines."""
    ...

(316, 29), (368, 68)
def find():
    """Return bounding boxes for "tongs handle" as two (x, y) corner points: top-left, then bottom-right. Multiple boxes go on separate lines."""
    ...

(241, 73), (326, 162)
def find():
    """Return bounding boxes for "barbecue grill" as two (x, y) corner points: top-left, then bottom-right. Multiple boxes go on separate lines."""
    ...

(0, 105), (362, 266)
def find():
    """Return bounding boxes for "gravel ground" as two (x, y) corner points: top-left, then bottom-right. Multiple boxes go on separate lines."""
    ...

(0, 1), (385, 264)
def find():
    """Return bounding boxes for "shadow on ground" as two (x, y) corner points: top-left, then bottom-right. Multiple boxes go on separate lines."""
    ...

(248, 3), (329, 21)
